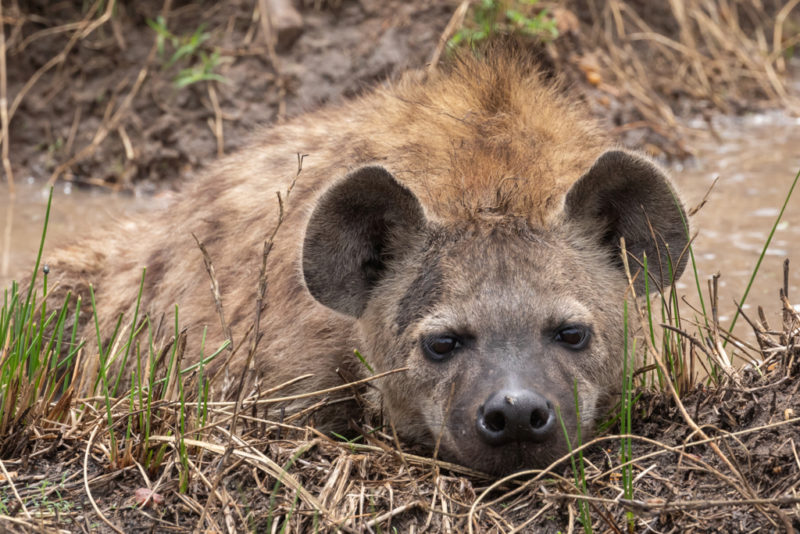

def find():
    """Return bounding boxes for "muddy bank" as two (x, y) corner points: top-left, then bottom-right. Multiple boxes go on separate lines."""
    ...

(3, 0), (797, 193)
(4, 0), (454, 191)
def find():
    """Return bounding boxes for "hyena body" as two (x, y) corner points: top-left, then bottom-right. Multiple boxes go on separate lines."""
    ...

(46, 50), (687, 475)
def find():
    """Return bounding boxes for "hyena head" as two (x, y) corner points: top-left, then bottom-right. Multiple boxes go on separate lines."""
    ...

(302, 150), (688, 475)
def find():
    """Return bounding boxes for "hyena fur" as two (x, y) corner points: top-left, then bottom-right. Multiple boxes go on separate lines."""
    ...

(43, 48), (688, 475)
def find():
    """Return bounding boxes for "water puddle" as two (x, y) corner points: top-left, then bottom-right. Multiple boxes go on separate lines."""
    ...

(1, 113), (799, 359)
(0, 181), (156, 288)
(671, 112), (800, 347)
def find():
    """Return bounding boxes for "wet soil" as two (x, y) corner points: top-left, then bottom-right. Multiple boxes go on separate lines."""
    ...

(8, 0), (784, 193)
(6, 0), (454, 191)
(1, 326), (797, 533)
(615, 362), (800, 532)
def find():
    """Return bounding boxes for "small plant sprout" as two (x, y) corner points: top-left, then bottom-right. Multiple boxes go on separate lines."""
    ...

(448, 0), (558, 50)
(146, 15), (229, 88)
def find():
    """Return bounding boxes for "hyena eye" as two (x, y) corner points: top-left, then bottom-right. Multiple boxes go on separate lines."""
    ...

(554, 326), (590, 350)
(421, 335), (462, 362)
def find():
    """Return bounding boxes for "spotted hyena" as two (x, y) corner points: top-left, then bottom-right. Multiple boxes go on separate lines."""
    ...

(45, 47), (688, 475)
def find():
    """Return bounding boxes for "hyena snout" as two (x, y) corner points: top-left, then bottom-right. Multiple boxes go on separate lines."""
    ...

(476, 388), (557, 446)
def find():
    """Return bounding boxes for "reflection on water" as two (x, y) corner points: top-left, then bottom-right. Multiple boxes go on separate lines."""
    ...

(672, 112), (800, 347)
(1, 113), (799, 356)
(0, 181), (156, 287)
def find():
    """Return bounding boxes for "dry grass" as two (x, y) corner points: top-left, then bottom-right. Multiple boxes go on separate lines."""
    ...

(0, 276), (797, 532)
(0, 0), (797, 188)
(549, 0), (800, 155)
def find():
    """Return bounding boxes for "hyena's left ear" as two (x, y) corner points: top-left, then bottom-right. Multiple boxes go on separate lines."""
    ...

(564, 150), (689, 294)
(302, 166), (427, 317)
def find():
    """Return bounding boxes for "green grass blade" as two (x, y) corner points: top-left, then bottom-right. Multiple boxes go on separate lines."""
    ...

(727, 165), (800, 339)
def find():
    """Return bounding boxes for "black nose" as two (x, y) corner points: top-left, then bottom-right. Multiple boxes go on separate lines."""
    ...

(476, 389), (556, 446)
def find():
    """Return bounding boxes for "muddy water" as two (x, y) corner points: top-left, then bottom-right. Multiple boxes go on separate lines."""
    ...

(1, 114), (799, 355)
(671, 112), (800, 349)
(0, 182), (158, 288)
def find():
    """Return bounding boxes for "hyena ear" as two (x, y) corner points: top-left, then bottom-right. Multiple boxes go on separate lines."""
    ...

(564, 150), (689, 294)
(302, 166), (427, 317)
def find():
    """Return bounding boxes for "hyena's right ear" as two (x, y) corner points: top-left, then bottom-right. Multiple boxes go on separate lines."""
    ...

(302, 166), (427, 317)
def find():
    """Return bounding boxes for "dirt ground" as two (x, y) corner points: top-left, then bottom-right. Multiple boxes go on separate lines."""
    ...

(1, 307), (798, 533)
(1, 1), (799, 533)
(7, 0), (790, 193)
(6, 0), (455, 192)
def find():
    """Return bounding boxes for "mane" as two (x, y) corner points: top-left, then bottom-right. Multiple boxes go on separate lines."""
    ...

(371, 44), (610, 226)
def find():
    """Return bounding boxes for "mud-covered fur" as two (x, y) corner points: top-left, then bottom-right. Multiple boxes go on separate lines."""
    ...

(44, 49), (688, 474)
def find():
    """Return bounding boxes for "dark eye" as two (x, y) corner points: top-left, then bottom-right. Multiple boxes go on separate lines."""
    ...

(555, 326), (590, 350)
(421, 335), (462, 362)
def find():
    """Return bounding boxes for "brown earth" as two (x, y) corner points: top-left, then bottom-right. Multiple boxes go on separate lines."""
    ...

(5, 0), (455, 192)
(7, 0), (792, 193)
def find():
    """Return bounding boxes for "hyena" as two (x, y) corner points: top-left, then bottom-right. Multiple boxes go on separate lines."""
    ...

(44, 48), (688, 475)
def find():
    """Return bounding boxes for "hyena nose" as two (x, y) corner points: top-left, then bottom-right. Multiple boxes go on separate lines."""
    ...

(476, 389), (556, 446)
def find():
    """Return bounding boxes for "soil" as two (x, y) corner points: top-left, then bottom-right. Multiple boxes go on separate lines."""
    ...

(1, 1), (799, 533)
(6, 0), (455, 192)
(5, 0), (750, 193)
(1, 308), (798, 533)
